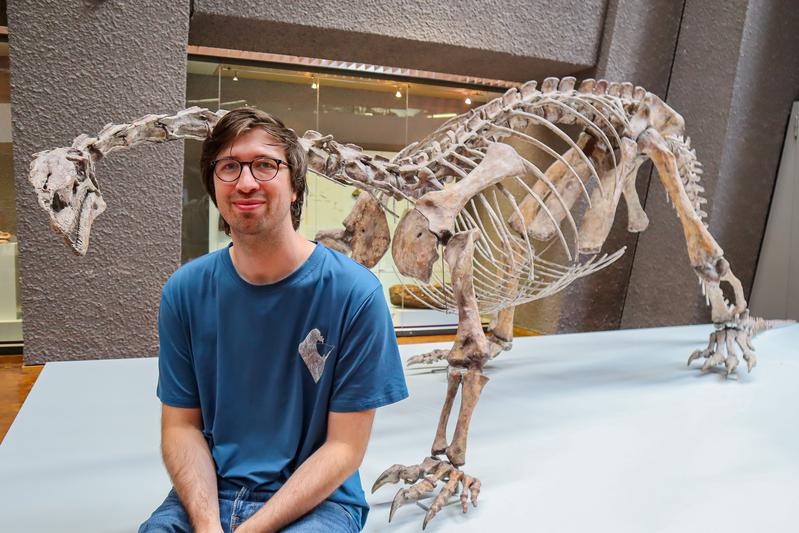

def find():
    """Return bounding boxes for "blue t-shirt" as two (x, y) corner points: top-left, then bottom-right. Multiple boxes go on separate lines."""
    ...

(156, 242), (409, 528)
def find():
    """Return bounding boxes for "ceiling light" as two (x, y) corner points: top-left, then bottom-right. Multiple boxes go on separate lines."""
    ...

(465, 97), (472, 105)
(311, 81), (318, 90)
(233, 71), (239, 82)
(395, 89), (402, 98)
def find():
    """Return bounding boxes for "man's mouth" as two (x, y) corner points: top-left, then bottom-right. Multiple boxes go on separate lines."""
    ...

(233, 200), (265, 211)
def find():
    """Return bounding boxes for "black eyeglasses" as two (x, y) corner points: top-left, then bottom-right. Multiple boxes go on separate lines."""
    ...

(211, 156), (288, 182)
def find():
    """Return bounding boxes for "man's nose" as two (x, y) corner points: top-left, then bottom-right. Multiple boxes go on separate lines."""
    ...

(235, 163), (259, 193)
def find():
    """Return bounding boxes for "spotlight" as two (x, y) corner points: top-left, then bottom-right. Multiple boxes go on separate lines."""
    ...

(465, 97), (472, 105)
(311, 81), (318, 90)
(233, 71), (239, 82)
(395, 89), (402, 98)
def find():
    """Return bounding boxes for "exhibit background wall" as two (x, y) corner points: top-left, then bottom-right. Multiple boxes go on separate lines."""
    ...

(9, 1), (190, 364)
(8, 0), (799, 362)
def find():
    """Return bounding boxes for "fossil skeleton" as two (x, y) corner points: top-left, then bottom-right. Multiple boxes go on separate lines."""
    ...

(28, 76), (793, 528)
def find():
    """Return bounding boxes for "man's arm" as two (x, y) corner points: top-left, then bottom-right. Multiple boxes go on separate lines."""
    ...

(161, 404), (223, 533)
(236, 409), (376, 533)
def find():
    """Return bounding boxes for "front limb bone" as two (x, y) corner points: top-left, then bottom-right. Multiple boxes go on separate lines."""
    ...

(622, 160), (650, 232)
(637, 128), (726, 281)
(314, 191), (390, 267)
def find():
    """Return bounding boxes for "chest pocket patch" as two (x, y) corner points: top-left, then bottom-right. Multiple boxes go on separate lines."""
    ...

(298, 328), (335, 383)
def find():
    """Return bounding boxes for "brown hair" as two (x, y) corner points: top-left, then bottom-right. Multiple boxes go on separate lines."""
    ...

(200, 107), (308, 232)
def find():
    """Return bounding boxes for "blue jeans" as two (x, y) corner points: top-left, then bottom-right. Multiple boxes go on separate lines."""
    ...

(138, 486), (360, 532)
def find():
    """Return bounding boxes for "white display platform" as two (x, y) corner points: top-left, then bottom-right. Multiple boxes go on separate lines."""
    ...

(1, 324), (797, 532)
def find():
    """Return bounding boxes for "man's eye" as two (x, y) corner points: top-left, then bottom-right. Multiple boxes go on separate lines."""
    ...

(255, 159), (278, 171)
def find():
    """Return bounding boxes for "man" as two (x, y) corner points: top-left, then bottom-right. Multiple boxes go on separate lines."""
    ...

(139, 108), (409, 532)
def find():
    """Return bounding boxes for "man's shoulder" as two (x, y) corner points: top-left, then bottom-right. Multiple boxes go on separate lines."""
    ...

(317, 244), (383, 295)
(164, 248), (226, 296)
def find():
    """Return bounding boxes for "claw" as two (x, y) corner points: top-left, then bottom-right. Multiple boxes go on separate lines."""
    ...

(724, 333), (738, 375)
(407, 349), (449, 367)
(745, 334), (756, 352)
(372, 464), (404, 493)
(389, 488), (408, 522)
(702, 352), (724, 371)
(460, 475), (475, 513)
(687, 349), (704, 367)
(373, 457), (440, 493)
(688, 332), (715, 367)
(725, 356), (738, 376)
(422, 472), (460, 529)
(469, 478), (481, 507)
(457, 474), (482, 513)
(389, 477), (436, 522)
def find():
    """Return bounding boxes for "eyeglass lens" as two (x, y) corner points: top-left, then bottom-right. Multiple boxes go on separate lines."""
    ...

(215, 158), (280, 182)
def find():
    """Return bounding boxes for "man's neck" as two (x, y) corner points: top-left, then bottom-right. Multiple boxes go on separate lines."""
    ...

(229, 228), (316, 285)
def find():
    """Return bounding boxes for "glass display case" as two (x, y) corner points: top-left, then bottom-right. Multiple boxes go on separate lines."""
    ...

(0, 39), (22, 352)
(184, 59), (502, 333)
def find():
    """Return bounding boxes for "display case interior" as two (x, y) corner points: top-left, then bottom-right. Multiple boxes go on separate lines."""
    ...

(0, 39), (22, 350)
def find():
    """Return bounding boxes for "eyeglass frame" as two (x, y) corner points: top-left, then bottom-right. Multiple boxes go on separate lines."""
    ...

(210, 156), (289, 183)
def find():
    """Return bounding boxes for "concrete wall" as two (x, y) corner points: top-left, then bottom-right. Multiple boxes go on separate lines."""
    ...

(189, 0), (608, 82)
(622, 0), (799, 328)
(10, 1), (189, 363)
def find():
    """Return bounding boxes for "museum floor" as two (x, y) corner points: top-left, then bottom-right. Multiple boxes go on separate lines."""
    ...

(1, 323), (796, 532)
(0, 354), (41, 443)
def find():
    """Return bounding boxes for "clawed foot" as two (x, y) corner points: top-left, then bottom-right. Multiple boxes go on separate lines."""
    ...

(688, 322), (757, 376)
(406, 349), (450, 367)
(372, 457), (481, 528)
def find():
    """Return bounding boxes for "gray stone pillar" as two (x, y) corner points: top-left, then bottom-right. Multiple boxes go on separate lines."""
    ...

(622, 0), (799, 328)
(9, 1), (190, 363)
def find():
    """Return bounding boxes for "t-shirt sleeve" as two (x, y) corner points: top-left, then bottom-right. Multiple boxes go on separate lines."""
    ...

(329, 286), (409, 412)
(156, 286), (200, 408)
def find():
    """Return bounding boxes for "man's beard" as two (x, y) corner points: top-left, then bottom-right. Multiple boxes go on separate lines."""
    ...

(228, 202), (290, 239)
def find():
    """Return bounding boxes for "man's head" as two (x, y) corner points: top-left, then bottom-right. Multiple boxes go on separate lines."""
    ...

(201, 108), (307, 235)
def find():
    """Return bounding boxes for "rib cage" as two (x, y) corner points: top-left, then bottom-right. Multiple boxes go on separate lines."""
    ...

(388, 77), (696, 314)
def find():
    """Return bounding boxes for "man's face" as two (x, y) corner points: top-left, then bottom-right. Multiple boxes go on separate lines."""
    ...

(213, 128), (296, 239)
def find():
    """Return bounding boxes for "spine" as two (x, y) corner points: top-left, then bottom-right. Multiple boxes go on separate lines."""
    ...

(667, 135), (709, 224)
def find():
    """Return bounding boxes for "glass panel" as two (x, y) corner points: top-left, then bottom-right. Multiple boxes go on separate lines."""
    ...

(0, 39), (22, 348)
(182, 60), (217, 263)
